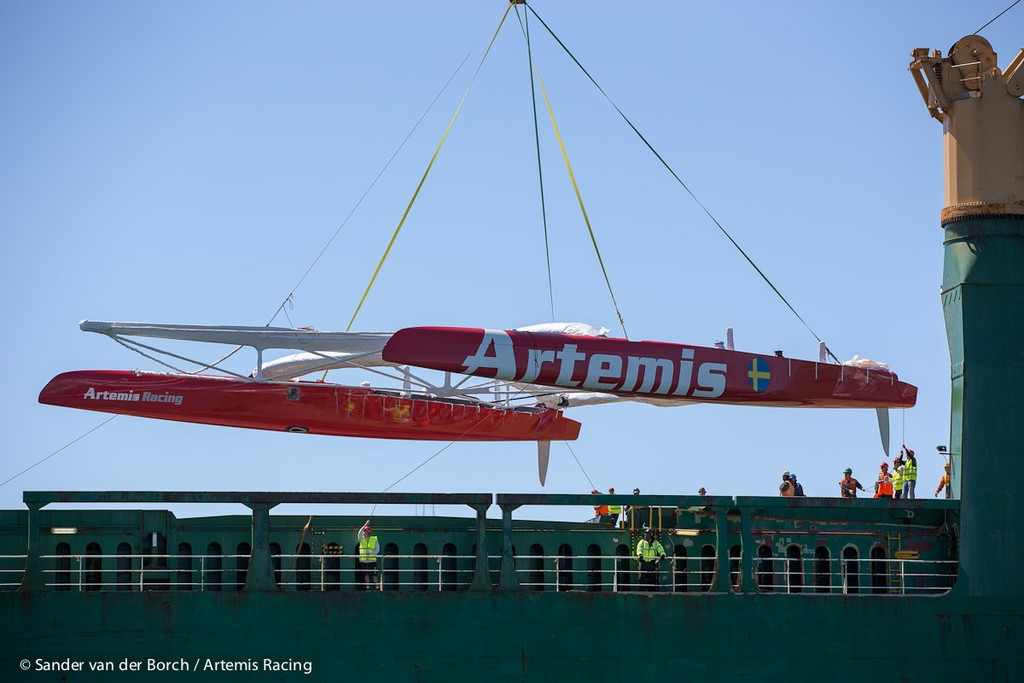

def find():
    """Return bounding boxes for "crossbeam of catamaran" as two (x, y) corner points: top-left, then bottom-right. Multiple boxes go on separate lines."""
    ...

(46, 319), (916, 419)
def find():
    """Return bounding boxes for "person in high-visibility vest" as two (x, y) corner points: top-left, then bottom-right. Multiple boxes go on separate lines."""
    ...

(606, 487), (622, 525)
(779, 471), (794, 497)
(874, 462), (894, 499)
(356, 524), (380, 590)
(591, 490), (609, 519)
(901, 446), (918, 499)
(892, 456), (905, 499)
(635, 528), (666, 592)
(935, 462), (952, 498)
(839, 468), (865, 498)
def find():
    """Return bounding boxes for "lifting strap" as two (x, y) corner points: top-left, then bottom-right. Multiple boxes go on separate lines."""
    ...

(524, 2), (836, 361)
(516, 6), (629, 339)
(344, 3), (515, 333)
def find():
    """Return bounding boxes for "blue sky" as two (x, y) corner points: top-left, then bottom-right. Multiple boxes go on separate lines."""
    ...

(1, 2), (1018, 520)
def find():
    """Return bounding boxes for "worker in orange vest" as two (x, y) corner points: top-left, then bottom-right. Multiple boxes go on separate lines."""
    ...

(779, 471), (795, 497)
(874, 462), (894, 498)
(935, 463), (952, 498)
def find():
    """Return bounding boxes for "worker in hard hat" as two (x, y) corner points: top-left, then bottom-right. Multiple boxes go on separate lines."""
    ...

(356, 523), (380, 590)
(892, 455), (906, 499)
(788, 473), (805, 497)
(901, 446), (919, 499)
(635, 528), (666, 592)
(779, 471), (794, 497)
(591, 489), (609, 519)
(936, 462), (952, 498)
(606, 487), (622, 525)
(874, 462), (894, 499)
(839, 468), (865, 498)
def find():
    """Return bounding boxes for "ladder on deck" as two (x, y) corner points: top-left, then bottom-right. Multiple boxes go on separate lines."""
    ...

(886, 533), (904, 594)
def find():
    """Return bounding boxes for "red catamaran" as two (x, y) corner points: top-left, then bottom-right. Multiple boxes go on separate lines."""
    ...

(382, 326), (918, 409)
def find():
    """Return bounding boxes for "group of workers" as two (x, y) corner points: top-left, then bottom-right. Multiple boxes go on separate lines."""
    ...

(354, 453), (954, 593)
(778, 471), (805, 497)
(590, 487), (668, 590)
(868, 447), (919, 499)
(358, 508), (669, 592)
(591, 486), (626, 520)
(838, 446), (952, 499)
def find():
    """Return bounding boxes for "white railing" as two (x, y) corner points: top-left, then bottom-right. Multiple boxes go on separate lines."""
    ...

(33, 553), (482, 592)
(274, 553), (479, 591)
(19, 552), (956, 595)
(513, 554), (717, 592)
(749, 556), (958, 595)
(0, 555), (27, 590)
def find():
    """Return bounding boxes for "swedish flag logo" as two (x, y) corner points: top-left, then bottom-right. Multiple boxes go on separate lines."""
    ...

(748, 357), (770, 393)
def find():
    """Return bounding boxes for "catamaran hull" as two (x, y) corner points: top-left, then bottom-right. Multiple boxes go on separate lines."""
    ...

(383, 327), (918, 409)
(38, 370), (581, 442)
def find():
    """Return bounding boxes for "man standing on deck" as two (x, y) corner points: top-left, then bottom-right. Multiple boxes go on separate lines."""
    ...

(607, 487), (622, 525)
(936, 462), (952, 498)
(874, 463), (894, 499)
(636, 528), (666, 592)
(779, 471), (794, 496)
(892, 456), (906, 499)
(839, 468), (865, 498)
(901, 446), (918, 499)
(357, 523), (380, 590)
(789, 473), (805, 497)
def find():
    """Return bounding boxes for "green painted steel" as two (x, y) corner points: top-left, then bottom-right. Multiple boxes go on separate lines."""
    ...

(2, 590), (1022, 681)
(0, 490), (979, 680)
(942, 215), (1024, 598)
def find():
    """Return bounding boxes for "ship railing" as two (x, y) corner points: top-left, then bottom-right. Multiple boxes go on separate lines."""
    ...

(512, 554), (718, 592)
(33, 552), (485, 592)
(272, 553), (480, 591)
(36, 553), (254, 591)
(0, 555), (28, 590)
(508, 554), (957, 595)
(26, 552), (958, 594)
(752, 556), (957, 596)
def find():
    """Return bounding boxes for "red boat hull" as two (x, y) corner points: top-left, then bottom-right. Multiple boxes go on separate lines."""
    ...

(38, 370), (581, 442)
(383, 327), (918, 409)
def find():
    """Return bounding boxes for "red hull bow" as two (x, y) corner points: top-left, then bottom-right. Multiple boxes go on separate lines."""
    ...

(38, 370), (581, 442)
(383, 327), (918, 409)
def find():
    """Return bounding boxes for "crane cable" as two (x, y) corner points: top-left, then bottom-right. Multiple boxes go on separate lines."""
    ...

(524, 2), (837, 362)
(514, 4), (628, 339)
(519, 5), (555, 321)
(343, 3), (515, 335)
(975, 0), (1021, 34)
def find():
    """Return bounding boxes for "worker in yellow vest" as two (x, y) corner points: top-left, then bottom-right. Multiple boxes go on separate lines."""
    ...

(892, 456), (905, 499)
(901, 446), (918, 499)
(607, 487), (622, 525)
(356, 523), (380, 590)
(635, 528), (666, 592)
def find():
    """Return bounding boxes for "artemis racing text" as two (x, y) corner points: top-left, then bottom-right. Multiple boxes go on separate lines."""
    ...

(462, 330), (727, 398)
(82, 387), (184, 406)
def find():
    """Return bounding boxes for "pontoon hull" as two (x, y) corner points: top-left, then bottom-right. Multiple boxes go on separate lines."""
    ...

(38, 370), (581, 442)
(384, 327), (918, 409)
